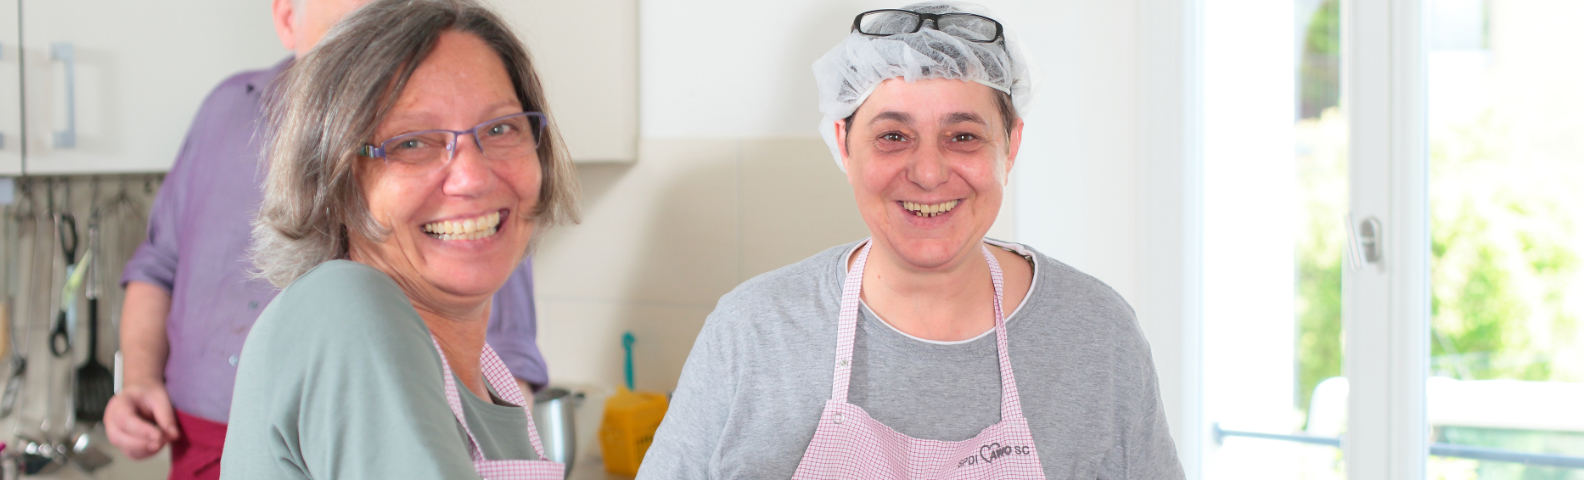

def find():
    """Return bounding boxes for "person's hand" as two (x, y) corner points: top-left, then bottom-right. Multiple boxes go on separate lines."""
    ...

(105, 384), (182, 459)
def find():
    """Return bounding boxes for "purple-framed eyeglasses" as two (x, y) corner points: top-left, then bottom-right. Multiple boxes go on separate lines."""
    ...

(359, 111), (547, 176)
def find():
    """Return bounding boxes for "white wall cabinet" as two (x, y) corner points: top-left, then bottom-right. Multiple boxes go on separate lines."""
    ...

(1, 0), (21, 176)
(4, 0), (635, 176)
(18, 0), (283, 174)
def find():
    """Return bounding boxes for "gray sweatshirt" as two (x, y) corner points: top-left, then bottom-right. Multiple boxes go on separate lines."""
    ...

(638, 240), (1185, 479)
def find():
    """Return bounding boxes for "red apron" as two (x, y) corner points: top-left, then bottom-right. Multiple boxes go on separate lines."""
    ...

(430, 338), (566, 480)
(169, 409), (227, 480)
(790, 240), (1047, 479)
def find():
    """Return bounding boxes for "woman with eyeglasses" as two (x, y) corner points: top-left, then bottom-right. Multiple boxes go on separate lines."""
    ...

(640, 3), (1183, 478)
(218, 0), (579, 478)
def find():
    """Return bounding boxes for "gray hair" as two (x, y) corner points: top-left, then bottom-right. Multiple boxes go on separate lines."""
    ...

(252, 0), (581, 288)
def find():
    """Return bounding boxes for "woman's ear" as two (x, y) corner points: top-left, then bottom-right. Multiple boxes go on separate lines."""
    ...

(834, 119), (853, 173)
(835, 119), (850, 160)
(1003, 117), (1025, 183)
(272, 0), (299, 53)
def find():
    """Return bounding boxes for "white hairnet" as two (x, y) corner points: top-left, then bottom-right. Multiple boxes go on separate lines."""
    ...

(812, 2), (1039, 170)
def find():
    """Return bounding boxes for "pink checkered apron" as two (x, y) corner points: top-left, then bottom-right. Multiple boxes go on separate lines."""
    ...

(791, 240), (1047, 479)
(430, 338), (566, 479)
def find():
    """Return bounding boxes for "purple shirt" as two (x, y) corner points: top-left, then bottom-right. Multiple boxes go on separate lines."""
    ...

(121, 59), (548, 424)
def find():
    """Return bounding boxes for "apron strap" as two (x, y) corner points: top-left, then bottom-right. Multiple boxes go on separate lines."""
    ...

(479, 343), (551, 460)
(830, 240), (871, 400)
(982, 245), (1025, 420)
(432, 337), (488, 463)
(830, 240), (1027, 421)
(431, 337), (551, 463)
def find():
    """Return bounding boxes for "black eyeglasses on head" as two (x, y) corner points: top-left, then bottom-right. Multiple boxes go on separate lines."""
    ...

(851, 9), (1004, 43)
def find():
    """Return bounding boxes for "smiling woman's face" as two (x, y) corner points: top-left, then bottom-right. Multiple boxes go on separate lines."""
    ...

(837, 77), (1022, 272)
(349, 30), (541, 314)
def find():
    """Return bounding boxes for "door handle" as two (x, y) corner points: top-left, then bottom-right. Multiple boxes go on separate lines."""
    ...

(51, 42), (77, 149)
(1344, 214), (1382, 270)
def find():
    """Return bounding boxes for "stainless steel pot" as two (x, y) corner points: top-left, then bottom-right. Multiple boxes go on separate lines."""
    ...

(530, 387), (583, 478)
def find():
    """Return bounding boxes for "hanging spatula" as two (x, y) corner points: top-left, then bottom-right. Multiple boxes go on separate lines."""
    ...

(75, 213), (114, 423)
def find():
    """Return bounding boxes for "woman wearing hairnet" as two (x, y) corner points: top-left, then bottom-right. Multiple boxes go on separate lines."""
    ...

(639, 3), (1183, 478)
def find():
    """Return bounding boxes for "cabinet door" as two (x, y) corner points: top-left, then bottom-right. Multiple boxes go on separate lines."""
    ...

(0, 0), (19, 175)
(20, 0), (286, 174)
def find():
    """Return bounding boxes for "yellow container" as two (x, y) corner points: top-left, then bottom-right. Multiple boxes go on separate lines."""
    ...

(598, 386), (669, 475)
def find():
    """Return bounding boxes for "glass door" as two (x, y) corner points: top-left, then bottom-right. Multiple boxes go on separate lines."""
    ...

(1205, 0), (1587, 478)
(1424, 0), (1586, 478)
(1202, 0), (1349, 477)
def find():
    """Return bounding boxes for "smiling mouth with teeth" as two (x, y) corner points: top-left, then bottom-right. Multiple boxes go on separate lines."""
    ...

(422, 211), (502, 241)
(900, 199), (961, 218)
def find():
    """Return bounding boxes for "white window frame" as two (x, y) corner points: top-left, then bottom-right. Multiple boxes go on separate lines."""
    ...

(1341, 0), (1430, 478)
(1147, 0), (1434, 478)
(1136, 0), (1204, 475)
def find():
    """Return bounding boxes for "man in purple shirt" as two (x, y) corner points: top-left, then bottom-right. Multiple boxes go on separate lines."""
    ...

(104, 1), (549, 478)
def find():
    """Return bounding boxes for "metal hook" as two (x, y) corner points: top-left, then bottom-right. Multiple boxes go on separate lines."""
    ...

(62, 177), (72, 213)
(14, 178), (34, 218)
(90, 175), (100, 213)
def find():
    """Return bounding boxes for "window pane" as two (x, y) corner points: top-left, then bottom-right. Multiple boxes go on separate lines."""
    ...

(1426, 0), (1587, 478)
(1204, 0), (1347, 477)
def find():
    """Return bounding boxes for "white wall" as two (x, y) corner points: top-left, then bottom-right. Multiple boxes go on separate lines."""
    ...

(1007, 1), (1142, 302)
